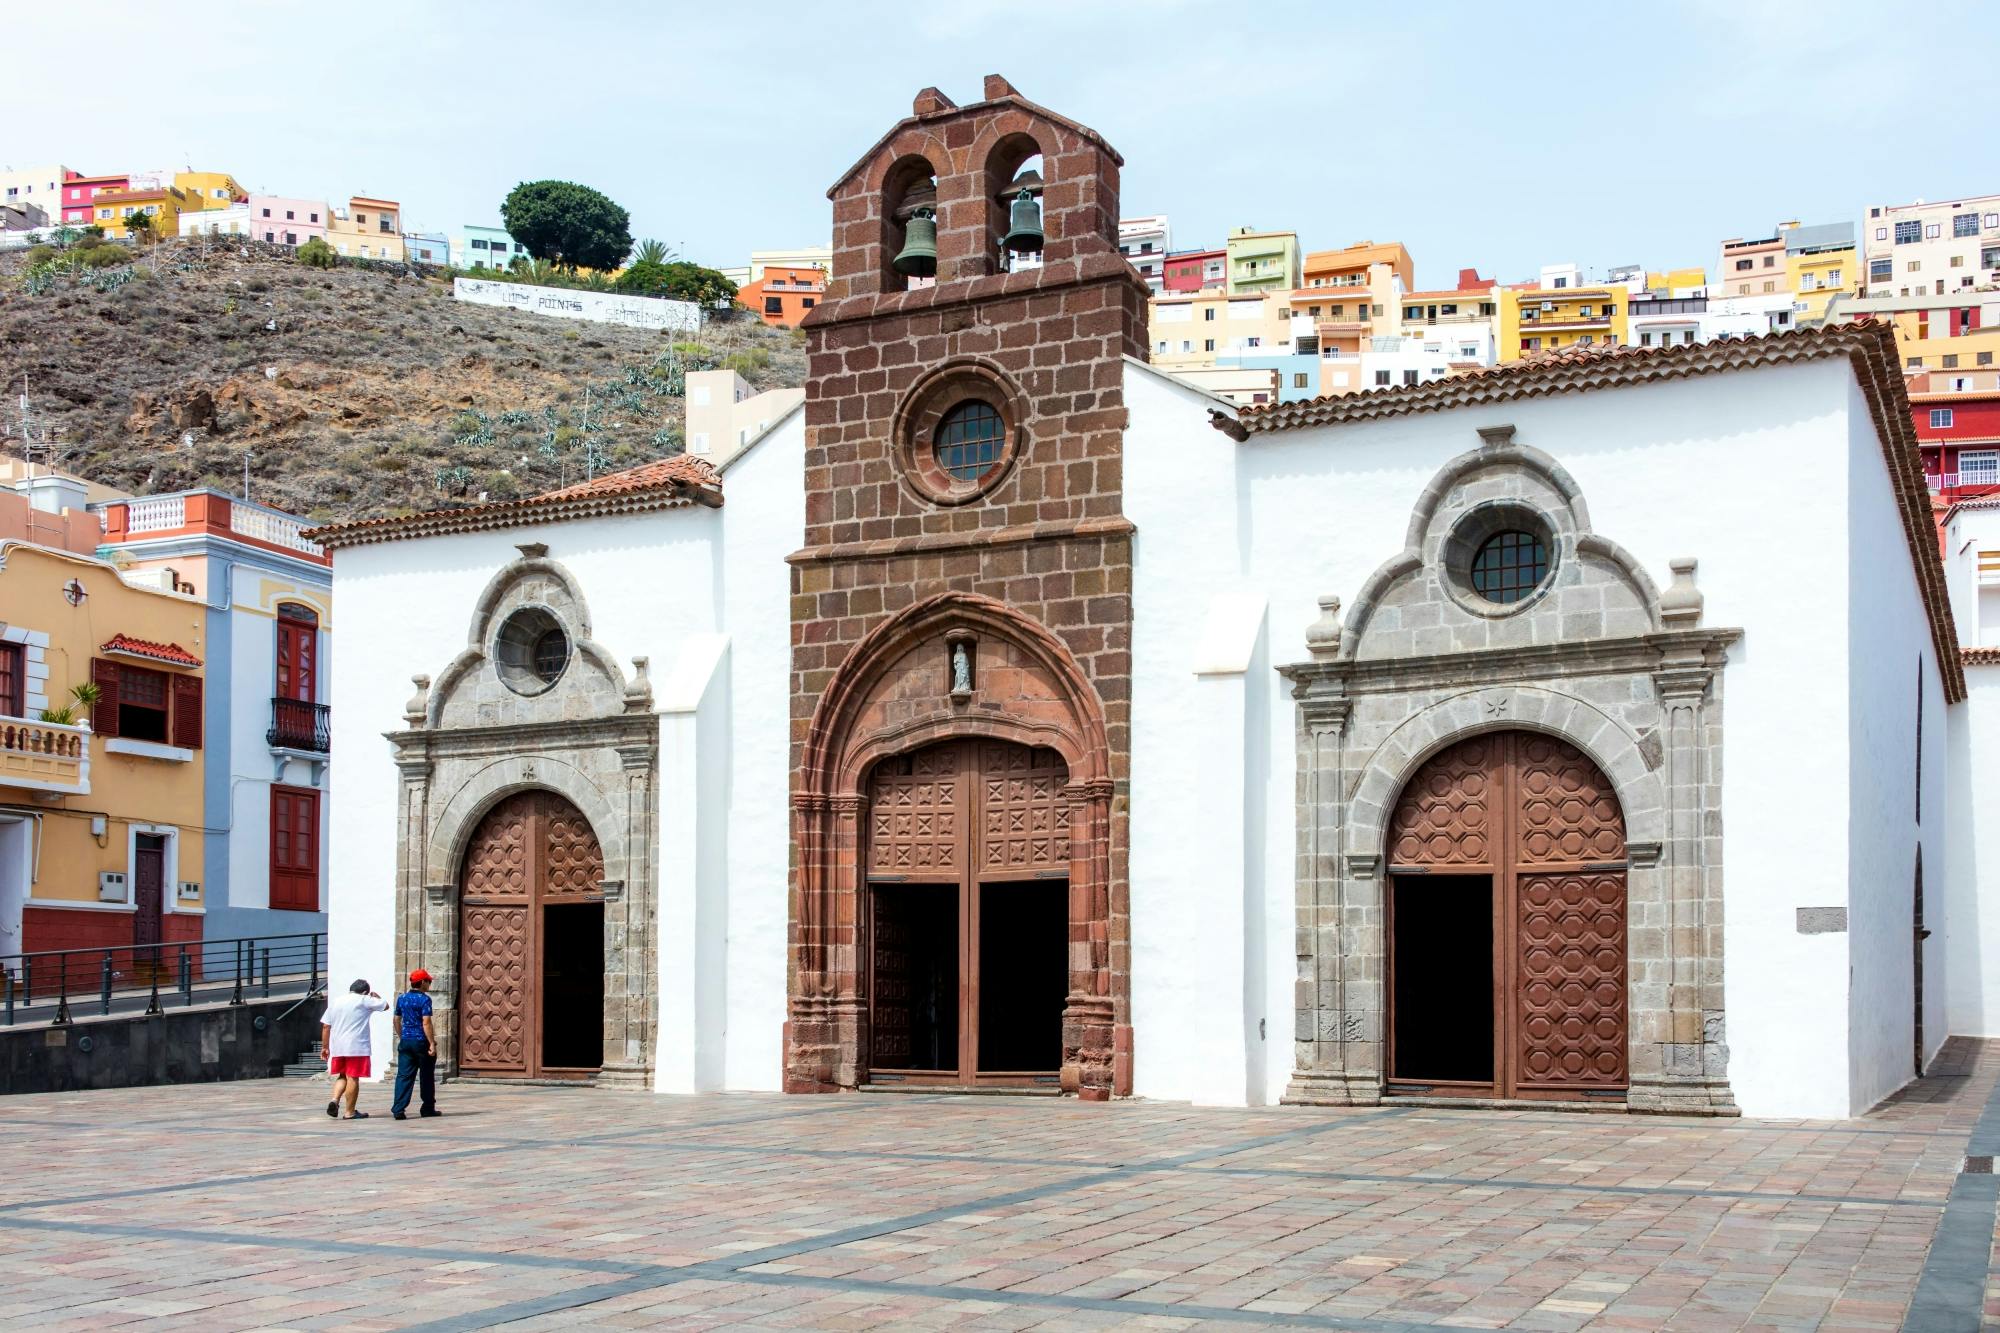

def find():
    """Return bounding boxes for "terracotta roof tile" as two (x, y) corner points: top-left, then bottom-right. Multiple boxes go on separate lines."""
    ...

(1965, 646), (2000, 666)
(540, 454), (719, 500)
(1206, 321), (1966, 704)
(100, 634), (201, 668)
(307, 454), (723, 549)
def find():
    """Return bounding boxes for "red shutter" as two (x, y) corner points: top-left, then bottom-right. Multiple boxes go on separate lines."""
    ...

(270, 786), (320, 912)
(91, 658), (120, 737)
(0, 644), (22, 718)
(170, 674), (203, 749)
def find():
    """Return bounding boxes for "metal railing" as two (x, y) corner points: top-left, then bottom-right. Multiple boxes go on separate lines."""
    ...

(0, 933), (325, 1026)
(267, 698), (331, 753)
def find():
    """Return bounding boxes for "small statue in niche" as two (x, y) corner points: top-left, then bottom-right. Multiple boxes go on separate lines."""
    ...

(950, 642), (973, 696)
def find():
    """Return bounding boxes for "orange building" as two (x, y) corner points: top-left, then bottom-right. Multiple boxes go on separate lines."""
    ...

(1293, 241), (1414, 359)
(738, 264), (826, 327)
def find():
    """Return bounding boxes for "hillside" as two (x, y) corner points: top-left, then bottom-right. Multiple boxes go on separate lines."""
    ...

(0, 238), (806, 522)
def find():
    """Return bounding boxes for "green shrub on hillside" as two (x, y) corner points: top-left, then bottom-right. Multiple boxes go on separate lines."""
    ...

(297, 237), (337, 269)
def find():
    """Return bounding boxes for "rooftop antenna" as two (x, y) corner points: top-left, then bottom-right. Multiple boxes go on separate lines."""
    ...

(17, 375), (56, 474)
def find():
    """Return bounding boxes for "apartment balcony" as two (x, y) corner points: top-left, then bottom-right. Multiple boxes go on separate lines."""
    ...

(267, 698), (330, 754)
(1316, 317), (1374, 334)
(1403, 311), (1490, 327)
(0, 718), (91, 796)
(1629, 297), (1708, 317)
(1518, 311), (1612, 331)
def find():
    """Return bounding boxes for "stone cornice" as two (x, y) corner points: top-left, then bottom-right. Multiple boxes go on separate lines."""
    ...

(788, 515), (1135, 565)
(1279, 628), (1742, 699)
(801, 251), (1148, 331)
(386, 712), (659, 760)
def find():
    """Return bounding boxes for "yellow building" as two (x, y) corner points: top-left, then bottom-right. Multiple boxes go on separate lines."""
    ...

(1647, 266), (1707, 294)
(1815, 291), (2000, 388)
(1496, 278), (1630, 361)
(0, 536), (210, 963)
(1148, 289), (1293, 372)
(173, 170), (246, 212)
(1783, 222), (1859, 322)
(90, 186), (188, 239)
(328, 195), (405, 261)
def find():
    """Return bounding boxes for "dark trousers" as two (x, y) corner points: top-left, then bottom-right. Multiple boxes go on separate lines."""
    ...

(391, 1039), (435, 1115)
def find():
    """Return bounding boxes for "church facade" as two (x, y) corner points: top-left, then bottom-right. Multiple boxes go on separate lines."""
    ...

(319, 78), (1986, 1119)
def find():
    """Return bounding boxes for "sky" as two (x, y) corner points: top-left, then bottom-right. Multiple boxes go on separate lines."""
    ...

(8, 1), (1998, 290)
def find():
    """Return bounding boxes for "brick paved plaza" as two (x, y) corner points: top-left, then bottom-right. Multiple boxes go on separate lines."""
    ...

(2, 1042), (1998, 1331)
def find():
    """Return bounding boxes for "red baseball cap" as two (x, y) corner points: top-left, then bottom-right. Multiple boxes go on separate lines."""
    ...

(409, 969), (433, 984)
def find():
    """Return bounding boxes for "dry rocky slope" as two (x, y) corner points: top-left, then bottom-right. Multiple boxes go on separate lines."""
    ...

(0, 239), (804, 523)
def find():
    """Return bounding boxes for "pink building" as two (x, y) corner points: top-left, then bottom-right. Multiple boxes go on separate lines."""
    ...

(246, 195), (330, 247)
(60, 173), (127, 225)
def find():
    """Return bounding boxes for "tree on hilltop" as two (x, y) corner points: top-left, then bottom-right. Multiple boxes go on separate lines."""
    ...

(616, 257), (740, 307)
(500, 181), (632, 273)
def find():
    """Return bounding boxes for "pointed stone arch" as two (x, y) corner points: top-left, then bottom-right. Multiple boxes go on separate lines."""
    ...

(788, 591), (1121, 1098)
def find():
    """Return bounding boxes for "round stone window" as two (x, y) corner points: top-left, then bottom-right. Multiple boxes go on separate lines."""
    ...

(495, 607), (570, 695)
(1468, 530), (1549, 604)
(891, 360), (1028, 506)
(1442, 502), (1559, 617)
(934, 400), (1007, 484)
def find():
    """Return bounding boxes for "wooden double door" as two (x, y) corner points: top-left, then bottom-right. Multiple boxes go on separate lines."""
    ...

(457, 791), (606, 1079)
(865, 739), (1070, 1087)
(1385, 732), (1630, 1101)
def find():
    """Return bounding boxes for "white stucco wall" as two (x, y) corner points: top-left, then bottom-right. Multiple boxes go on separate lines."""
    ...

(327, 417), (800, 1078)
(1844, 377), (1951, 1113)
(1126, 355), (1916, 1117)
(1949, 665), (2000, 1036)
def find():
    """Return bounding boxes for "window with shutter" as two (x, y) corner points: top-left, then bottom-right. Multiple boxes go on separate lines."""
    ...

(91, 658), (121, 737)
(0, 645), (22, 718)
(270, 786), (321, 911)
(170, 675), (203, 749)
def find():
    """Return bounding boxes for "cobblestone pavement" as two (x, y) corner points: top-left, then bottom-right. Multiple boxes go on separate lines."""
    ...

(1, 1041), (1998, 1331)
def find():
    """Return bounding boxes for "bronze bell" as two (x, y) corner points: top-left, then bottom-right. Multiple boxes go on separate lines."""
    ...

(892, 207), (937, 278)
(1003, 187), (1044, 255)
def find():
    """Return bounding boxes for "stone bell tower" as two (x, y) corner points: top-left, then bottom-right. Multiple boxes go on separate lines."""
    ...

(785, 77), (1149, 1098)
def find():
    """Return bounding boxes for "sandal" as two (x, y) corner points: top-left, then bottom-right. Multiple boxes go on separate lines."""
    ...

(341, 1111), (370, 1120)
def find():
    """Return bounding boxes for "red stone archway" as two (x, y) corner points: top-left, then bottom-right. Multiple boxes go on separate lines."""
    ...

(787, 591), (1122, 1099)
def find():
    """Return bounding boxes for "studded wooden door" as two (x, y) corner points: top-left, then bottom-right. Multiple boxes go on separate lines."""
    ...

(457, 791), (605, 1078)
(865, 739), (1069, 1085)
(1386, 731), (1628, 1100)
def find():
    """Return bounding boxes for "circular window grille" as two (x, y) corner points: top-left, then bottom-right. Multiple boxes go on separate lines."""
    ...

(1468, 531), (1550, 604)
(530, 629), (569, 684)
(933, 400), (1007, 483)
(495, 607), (570, 696)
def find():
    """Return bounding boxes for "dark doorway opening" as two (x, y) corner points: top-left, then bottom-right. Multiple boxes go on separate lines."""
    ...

(1390, 874), (1494, 1086)
(977, 879), (1066, 1074)
(870, 884), (959, 1073)
(540, 902), (604, 1072)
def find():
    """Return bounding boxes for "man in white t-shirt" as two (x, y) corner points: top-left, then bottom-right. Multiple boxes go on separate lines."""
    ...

(320, 979), (388, 1121)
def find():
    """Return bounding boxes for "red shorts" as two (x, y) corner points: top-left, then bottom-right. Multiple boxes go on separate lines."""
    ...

(327, 1056), (371, 1078)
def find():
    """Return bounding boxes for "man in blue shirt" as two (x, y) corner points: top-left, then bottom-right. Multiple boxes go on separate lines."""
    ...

(390, 969), (439, 1120)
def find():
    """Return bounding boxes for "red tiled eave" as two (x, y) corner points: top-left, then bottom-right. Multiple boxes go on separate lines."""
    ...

(100, 634), (201, 668)
(1207, 322), (1966, 704)
(305, 455), (722, 550)
(1965, 646), (2000, 666)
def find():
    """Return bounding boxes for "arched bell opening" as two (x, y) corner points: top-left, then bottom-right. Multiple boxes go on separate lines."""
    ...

(984, 132), (1045, 276)
(883, 154), (939, 291)
(1383, 730), (1629, 1102)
